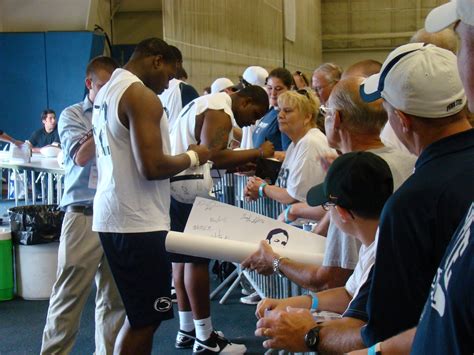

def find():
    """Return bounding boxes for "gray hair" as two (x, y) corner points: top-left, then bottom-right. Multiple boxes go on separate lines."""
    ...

(314, 63), (343, 83)
(328, 77), (387, 135)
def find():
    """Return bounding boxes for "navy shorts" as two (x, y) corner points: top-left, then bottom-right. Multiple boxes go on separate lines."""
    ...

(99, 231), (174, 328)
(168, 197), (209, 264)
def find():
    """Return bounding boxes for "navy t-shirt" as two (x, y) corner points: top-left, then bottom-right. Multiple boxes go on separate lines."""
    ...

(29, 127), (61, 147)
(411, 203), (474, 355)
(362, 129), (474, 345)
(343, 267), (373, 322)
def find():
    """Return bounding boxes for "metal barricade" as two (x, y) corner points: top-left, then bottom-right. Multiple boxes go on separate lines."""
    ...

(214, 173), (306, 300)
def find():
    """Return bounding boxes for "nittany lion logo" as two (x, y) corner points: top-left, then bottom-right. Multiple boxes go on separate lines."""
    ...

(154, 297), (172, 312)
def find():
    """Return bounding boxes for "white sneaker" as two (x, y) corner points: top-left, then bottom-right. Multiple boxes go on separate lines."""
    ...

(192, 330), (246, 354)
(239, 291), (261, 305)
(240, 288), (252, 296)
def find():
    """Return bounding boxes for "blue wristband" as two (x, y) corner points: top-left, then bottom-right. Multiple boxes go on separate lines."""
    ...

(368, 344), (377, 355)
(258, 182), (268, 198)
(284, 205), (292, 223)
(310, 293), (319, 310)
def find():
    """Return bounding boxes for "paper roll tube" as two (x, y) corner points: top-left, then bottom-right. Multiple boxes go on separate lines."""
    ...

(166, 231), (324, 266)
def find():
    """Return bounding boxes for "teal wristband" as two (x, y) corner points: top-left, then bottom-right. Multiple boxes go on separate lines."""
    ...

(258, 182), (268, 198)
(284, 205), (292, 223)
(310, 293), (319, 310)
(368, 344), (376, 355)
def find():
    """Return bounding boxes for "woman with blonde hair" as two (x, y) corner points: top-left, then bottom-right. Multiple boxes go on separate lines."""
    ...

(245, 89), (335, 219)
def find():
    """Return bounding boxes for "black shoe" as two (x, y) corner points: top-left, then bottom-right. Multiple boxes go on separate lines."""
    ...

(175, 329), (196, 349)
(192, 331), (247, 354)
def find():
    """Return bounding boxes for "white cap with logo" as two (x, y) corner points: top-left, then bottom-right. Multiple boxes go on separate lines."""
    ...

(425, 0), (474, 33)
(211, 78), (234, 94)
(360, 43), (466, 118)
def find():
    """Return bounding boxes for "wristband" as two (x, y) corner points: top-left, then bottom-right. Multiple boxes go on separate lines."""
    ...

(368, 342), (381, 355)
(70, 129), (93, 160)
(258, 182), (268, 198)
(186, 150), (199, 168)
(258, 147), (264, 158)
(284, 205), (292, 223)
(309, 293), (319, 311)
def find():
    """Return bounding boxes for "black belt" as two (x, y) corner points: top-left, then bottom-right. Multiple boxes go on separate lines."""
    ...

(66, 205), (93, 216)
(170, 174), (204, 182)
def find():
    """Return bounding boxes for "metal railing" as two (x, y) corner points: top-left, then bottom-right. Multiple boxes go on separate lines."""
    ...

(214, 173), (306, 300)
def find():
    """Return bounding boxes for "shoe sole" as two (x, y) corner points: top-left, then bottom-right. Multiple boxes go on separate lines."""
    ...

(175, 343), (194, 349)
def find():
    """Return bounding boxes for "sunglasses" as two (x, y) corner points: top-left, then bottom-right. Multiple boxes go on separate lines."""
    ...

(296, 88), (310, 99)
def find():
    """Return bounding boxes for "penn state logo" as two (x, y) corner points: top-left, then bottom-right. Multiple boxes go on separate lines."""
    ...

(430, 269), (446, 317)
(154, 297), (172, 312)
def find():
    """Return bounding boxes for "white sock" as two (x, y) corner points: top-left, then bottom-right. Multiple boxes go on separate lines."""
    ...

(194, 317), (213, 341)
(179, 311), (194, 332)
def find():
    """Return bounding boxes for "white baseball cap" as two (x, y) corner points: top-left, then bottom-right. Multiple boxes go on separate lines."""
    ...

(425, 0), (474, 33)
(211, 78), (234, 94)
(360, 43), (466, 118)
(242, 66), (269, 87)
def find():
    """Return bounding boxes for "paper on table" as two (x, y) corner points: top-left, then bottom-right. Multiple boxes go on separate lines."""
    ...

(166, 231), (324, 265)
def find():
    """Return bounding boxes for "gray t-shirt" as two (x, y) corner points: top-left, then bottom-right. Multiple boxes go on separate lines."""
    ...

(323, 146), (416, 269)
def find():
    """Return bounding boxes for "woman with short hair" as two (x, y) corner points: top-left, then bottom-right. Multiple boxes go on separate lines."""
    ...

(245, 89), (335, 217)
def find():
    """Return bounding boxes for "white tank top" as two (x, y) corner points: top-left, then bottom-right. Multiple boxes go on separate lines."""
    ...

(159, 78), (183, 132)
(92, 68), (171, 233)
(170, 92), (236, 154)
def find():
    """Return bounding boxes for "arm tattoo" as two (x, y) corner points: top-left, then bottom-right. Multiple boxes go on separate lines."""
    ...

(208, 126), (230, 151)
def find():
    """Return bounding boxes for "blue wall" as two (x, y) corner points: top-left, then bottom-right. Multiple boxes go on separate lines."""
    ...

(0, 31), (104, 143)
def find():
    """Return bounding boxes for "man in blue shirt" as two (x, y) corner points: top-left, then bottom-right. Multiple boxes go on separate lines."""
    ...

(29, 109), (61, 152)
(358, 42), (474, 346)
(349, 2), (474, 353)
(41, 56), (125, 354)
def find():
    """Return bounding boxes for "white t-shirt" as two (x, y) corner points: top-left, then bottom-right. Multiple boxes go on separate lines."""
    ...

(277, 128), (335, 202)
(323, 145), (416, 269)
(92, 68), (171, 233)
(240, 124), (258, 149)
(380, 121), (414, 156)
(345, 237), (377, 297)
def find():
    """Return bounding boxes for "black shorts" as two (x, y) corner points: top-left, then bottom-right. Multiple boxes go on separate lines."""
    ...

(168, 197), (209, 264)
(99, 231), (173, 328)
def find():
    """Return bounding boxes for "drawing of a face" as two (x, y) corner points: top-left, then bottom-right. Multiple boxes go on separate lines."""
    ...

(266, 228), (289, 247)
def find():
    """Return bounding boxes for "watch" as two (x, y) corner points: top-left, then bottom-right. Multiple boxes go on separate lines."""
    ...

(304, 325), (322, 351)
(272, 256), (288, 277)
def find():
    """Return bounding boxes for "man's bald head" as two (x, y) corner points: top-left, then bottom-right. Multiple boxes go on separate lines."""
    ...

(328, 76), (387, 135)
(410, 28), (458, 54)
(341, 60), (382, 80)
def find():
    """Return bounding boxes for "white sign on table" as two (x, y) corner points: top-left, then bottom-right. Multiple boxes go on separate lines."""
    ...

(166, 197), (326, 265)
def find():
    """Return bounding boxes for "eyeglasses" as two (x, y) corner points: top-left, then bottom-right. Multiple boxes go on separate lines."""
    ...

(321, 201), (336, 211)
(322, 199), (355, 219)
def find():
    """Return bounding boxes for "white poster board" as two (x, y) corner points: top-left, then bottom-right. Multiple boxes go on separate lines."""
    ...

(165, 197), (326, 265)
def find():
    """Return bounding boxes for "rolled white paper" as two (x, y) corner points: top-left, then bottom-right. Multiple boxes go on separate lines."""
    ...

(166, 231), (324, 266)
